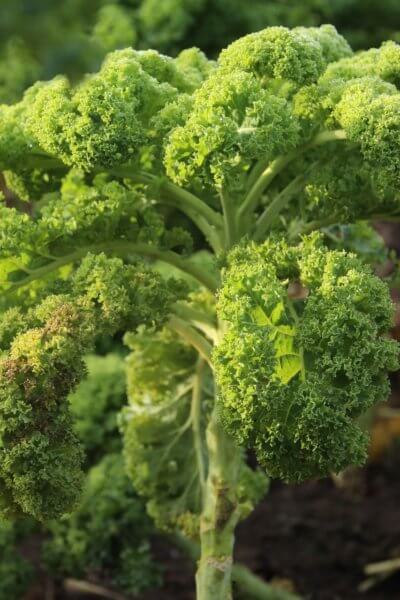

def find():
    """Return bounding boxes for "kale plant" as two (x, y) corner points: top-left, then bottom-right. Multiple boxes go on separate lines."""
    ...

(0, 25), (399, 599)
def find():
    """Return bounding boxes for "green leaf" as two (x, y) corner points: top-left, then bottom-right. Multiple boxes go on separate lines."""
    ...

(251, 305), (270, 326)
(274, 354), (302, 384)
(270, 301), (284, 324)
(273, 329), (298, 358)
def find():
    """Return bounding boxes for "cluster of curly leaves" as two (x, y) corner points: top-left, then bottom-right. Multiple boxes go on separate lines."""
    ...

(0, 253), (182, 521)
(164, 27), (400, 227)
(215, 235), (399, 482)
(2, 0), (400, 104)
(0, 25), (399, 527)
(1, 26), (400, 234)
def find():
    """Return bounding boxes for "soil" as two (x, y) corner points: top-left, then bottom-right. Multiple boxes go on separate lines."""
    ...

(235, 450), (400, 600)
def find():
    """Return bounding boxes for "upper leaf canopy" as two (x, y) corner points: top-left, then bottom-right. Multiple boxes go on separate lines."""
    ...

(1, 25), (400, 226)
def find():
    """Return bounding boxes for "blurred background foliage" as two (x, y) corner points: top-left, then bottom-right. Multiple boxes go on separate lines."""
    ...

(1, 0), (400, 104)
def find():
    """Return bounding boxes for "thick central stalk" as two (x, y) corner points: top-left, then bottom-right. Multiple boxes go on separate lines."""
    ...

(196, 405), (241, 600)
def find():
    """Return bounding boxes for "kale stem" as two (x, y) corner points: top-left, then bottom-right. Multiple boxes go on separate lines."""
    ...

(196, 405), (241, 600)
(253, 174), (306, 241)
(174, 534), (301, 599)
(167, 315), (213, 365)
(191, 358), (207, 492)
(5, 241), (219, 294)
(239, 129), (347, 223)
(109, 167), (225, 252)
(219, 187), (236, 249)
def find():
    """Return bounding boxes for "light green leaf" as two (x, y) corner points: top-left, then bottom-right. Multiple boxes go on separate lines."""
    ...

(274, 354), (301, 384)
(251, 305), (270, 326)
(270, 301), (284, 324)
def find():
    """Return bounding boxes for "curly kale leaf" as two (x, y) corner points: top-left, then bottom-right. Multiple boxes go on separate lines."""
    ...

(0, 254), (182, 520)
(121, 327), (207, 535)
(215, 235), (399, 482)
